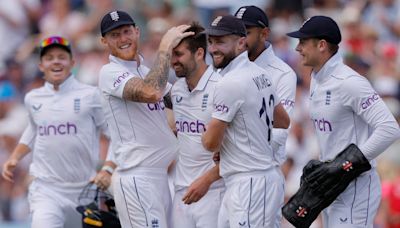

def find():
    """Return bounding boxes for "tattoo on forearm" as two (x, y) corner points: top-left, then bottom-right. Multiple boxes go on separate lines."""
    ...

(144, 51), (171, 90)
(122, 51), (171, 102)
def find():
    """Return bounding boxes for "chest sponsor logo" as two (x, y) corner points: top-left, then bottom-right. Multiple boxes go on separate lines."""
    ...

(361, 92), (380, 110)
(113, 72), (130, 88)
(74, 98), (80, 113)
(176, 119), (206, 133)
(325, 90), (331, 105)
(32, 103), (42, 112)
(201, 94), (209, 111)
(147, 100), (165, 111)
(312, 118), (332, 132)
(38, 122), (77, 136)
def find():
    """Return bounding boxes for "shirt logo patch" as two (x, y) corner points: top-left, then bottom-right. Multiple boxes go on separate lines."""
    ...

(110, 11), (119, 21)
(74, 98), (80, 113)
(361, 92), (380, 110)
(148, 101), (165, 111)
(151, 218), (159, 228)
(215, 104), (229, 113)
(175, 96), (183, 104)
(113, 72), (130, 88)
(201, 94), (209, 111)
(325, 90), (331, 105)
(32, 103), (42, 112)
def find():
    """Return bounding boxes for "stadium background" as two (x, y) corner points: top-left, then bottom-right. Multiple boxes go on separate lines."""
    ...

(0, 0), (399, 227)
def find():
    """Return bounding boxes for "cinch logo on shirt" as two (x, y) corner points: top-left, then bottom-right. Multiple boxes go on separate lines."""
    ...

(148, 100), (165, 111)
(281, 99), (295, 108)
(312, 118), (332, 132)
(215, 104), (229, 113)
(38, 122), (77, 136)
(176, 120), (206, 133)
(113, 72), (130, 88)
(361, 92), (380, 110)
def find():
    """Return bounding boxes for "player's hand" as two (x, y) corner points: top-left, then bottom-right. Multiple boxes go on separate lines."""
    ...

(159, 25), (194, 52)
(182, 175), (212, 205)
(2, 159), (18, 182)
(91, 170), (111, 190)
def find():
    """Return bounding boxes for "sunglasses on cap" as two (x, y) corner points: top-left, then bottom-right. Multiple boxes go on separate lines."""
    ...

(40, 36), (70, 49)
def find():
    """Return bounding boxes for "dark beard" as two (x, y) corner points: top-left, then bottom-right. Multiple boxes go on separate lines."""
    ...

(213, 53), (236, 69)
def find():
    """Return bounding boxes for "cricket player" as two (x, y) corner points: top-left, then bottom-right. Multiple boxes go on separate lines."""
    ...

(287, 15), (400, 227)
(98, 10), (193, 227)
(2, 36), (109, 228)
(235, 5), (297, 164)
(170, 22), (224, 228)
(201, 15), (290, 227)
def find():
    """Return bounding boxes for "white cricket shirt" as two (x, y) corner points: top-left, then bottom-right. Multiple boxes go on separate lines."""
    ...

(20, 76), (106, 183)
(212, 51), (279, 178)
(171, 65), (224, 190)
(98, 55), (178, 171)
(254, 43), (297, 164)
(309, 52), (400, 164)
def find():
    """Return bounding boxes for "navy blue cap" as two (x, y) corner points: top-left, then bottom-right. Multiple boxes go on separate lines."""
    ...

(287, 16), (341, 45)
(234, 5), (269, 28)
(204, 15), (246, 37)
(100, 10), (135, 37)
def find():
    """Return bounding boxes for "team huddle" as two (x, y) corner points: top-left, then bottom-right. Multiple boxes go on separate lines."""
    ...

(2, 5), (400, 228)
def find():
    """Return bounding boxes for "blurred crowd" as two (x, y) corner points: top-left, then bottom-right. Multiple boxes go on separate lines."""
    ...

(1, 0), (400, 227)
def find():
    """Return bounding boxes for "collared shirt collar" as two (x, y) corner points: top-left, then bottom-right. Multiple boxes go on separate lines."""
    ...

(109, 54), (144, 70)
(254, 41), (273, 65)
(219, 51), (249, 77)
(191, 65), (215, 92)
(312, 52), (342, 83)
(44, 74), (75, 92)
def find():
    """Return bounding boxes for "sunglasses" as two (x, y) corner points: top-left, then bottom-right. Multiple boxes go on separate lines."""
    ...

(40, 36), (70, 49)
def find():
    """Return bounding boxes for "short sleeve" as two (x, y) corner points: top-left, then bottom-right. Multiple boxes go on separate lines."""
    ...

(90, 88), (108, 129)
(212, 78), (244, 123)
(341, 75), (383, 115)
(98, 65), (136, 98)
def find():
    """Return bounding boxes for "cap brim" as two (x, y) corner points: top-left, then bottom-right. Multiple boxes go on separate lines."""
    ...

(102, 21), (135, 36)
(242, 20), (265, 28)
(286, 30), (313, 39)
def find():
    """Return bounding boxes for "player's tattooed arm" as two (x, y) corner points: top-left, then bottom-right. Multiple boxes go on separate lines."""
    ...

(122, 51), (171, 103)
(164, 91), (172, 109)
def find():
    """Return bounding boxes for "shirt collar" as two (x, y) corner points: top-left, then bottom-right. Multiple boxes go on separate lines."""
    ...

(109, 55), (144, 70)
(44, 74), (75, 92)
(191, 65), (215, 92)
(219, 51), (249, 76)
(312, 52), (342, 83)
(254, 42), (273, 65)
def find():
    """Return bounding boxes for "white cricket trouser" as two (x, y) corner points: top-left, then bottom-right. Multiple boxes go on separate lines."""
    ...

(112, 167), (172, 227)
(322, 168), (381, 228)
(28, 179), (84, 228)
(218, 167), (285, 228)
(172, 187), (225, 228)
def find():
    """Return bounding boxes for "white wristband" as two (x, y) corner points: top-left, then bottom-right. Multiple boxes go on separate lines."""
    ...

(101, 165), (114, 175)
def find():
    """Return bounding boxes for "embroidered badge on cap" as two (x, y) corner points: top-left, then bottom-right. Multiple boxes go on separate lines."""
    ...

(110, 11), (119, 21)
(211, 16), (222, 26)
